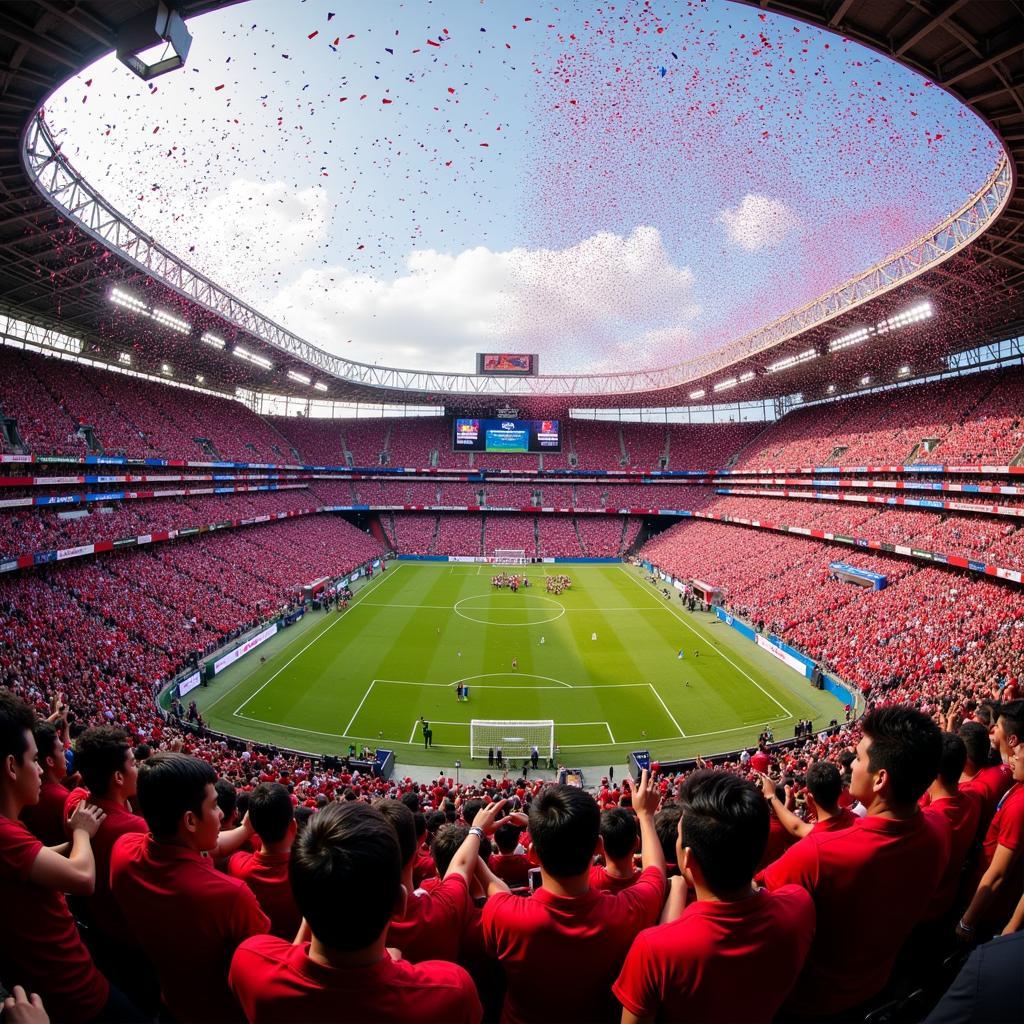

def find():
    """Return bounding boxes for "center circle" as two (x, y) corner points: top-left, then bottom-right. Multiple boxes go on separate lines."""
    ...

(453, 594), (565, 626)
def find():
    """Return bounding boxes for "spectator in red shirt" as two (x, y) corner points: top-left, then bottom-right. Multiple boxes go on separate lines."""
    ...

(922, 732), (982, 923)
(958, 730), (1024, 941)
(761, 762), (856, 840)
(0, 689), (138, 1023)
(489, 821), (531, 887)
(760, 706), (949, 1017)
(229, 801), (483, 1023)
(63, 726), (154, 1010)
(227, 782), (301, 940)
(110, 752), (270, 1023)
(614, 771), (815, 1023)
(380, 799), (482, 963)
(958, 721), (1013, 837)
(590, 808), (642, 893)
(19, 721), (69, 846)
(482, 771), (666, 1023)
(654, 803), (683, 875)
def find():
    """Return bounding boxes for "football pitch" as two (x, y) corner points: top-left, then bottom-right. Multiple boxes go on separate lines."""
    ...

(197, 563), (845, 767)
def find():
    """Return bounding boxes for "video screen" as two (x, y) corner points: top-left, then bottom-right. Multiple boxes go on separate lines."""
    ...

(477, 353), (538, 376)
(453, 418), (561, 453)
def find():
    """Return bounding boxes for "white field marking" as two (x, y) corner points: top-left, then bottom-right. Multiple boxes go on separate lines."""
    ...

(357, 602), (661, 612)
(343, 680), (377, 737)
(370, 674), (575, 690)
(453, 594), (565, 627)
(233, 711), (790, 748)
(648, 684), (686, 737)
(230, 565), (404, 718)
(618, 567), (791, 718)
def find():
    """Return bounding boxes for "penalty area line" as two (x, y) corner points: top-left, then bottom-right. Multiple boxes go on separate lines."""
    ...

(648, 684), (686, 737)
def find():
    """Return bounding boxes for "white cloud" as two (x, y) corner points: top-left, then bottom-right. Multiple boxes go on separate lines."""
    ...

(189, 180), (329, 292)
(717, 194), (799, 252)
(267, 226), (700, 373)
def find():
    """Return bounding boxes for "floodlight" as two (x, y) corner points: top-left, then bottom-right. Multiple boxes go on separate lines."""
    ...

(899, 365), (910, 376)
(313, 382), (329, 392)
(200, 332), (226, 349)
(861, 375), (871, 385)
(117, 3), (192, 81)
(288, 370), (312, 385)
(713, 378), (737, 392)
(233, 346), (273, 370)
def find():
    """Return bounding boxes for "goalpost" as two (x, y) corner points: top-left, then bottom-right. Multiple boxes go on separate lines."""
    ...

(470, 720), (555, 760)
(492, 549), (528, 565)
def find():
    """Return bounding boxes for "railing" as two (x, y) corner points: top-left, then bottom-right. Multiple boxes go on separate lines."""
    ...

(23, 111), (1011, 399)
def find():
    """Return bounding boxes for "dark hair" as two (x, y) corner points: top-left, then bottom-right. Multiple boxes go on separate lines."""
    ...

(373, 799), (418, 867)
(975, 701), (1000, 729)
(290, 802), (401, 951)
(430, 823), (468, 876)
(528, 784), (600, 877)
(32, 722), (60, 771)
(294, 805), (315, 832)
(935, 732), (968, 788)
(215, 778), (238, 821)
(493, 821), (521, 854)
(75, 726), (131, 797)
(462, 799), (486, 825)
(959, 721), (993, 768)
(600, 808), (638, 859)
(678, 770), (769, 892)
(248, 782), (294, 844)
(998, 700), (1024, 747)
(861, 706), (942, 807)
(426, 809), (447, 837)
(654, 804), (683, 866)
(136, 752), (217, 840)
(0, 689), (35, 765)
(805, 762), (842, 810)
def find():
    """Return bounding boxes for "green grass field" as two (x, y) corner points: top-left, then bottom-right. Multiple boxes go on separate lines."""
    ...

(195, 562), (845, 767)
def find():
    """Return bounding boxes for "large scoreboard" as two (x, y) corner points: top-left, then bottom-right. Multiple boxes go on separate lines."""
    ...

(476, 353), (538, 376)
(453, 418), (561, 453)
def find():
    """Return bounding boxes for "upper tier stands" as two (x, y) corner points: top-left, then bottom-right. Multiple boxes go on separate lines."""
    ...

(4, 345), (1024, 471)
(734, 367), (1024, 469)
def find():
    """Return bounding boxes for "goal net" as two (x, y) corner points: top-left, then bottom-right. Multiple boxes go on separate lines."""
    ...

(470, 720), (555, 760)
(492, 549), (528, 565)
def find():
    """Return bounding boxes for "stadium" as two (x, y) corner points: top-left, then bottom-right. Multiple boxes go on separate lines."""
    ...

(0, 0), (1023, 1021)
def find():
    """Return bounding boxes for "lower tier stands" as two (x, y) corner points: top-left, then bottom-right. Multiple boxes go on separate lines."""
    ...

(640, 518), (1024, 698)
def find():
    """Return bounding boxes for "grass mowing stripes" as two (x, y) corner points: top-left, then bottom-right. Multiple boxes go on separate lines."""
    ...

(197, 563), (844, 767)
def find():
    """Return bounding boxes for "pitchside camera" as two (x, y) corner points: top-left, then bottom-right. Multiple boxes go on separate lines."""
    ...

(117, 2), (192, 81)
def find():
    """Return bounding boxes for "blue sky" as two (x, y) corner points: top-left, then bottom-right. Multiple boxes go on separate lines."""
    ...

(48, 0), (999, 375)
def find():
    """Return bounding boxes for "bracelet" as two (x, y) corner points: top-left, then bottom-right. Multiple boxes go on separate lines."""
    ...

(468, 827), (486, 842)
(957, 918), (975, 933)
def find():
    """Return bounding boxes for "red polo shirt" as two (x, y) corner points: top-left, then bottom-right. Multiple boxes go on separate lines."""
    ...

(613, 885), (815, 1023)
(20, 779), (70, 846)
(64, 788), (147, 939)
(387, 873), (471, 963)
(923, 791), (982, 920)
(961, 763), (1013, 836)
(811, 808), (856, 833)
(227, 848), (302, 940)
(0, 815), (109, 1023)
(588, 863), (642, 893)
(976, 782), (1024, 929)
(482, 865), (664, 1023)
(760, 811), (950, 1016)
(229, 935), (482, 1023)
(490, 852), (531, 888)
(110, 831), (270, 1023)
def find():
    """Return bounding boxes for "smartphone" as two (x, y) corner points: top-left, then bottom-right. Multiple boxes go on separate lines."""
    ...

(527, 867), (542, 893)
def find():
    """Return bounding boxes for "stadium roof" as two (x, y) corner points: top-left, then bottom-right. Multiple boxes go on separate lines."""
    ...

(1, 0), (1022, 412)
